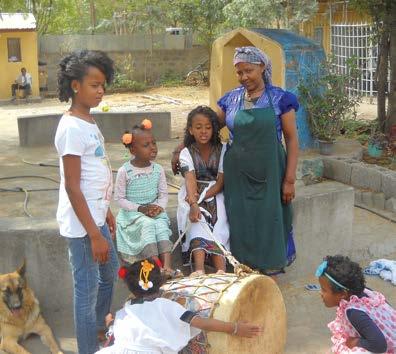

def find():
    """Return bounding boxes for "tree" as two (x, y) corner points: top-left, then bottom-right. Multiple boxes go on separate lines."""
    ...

(350, 0), (396, 135)
(223, 0), (317, 31)
(177, 0), (231, 54)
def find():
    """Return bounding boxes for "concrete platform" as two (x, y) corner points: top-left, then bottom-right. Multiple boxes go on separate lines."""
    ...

(17, 112), (171, 146)
(0, 96), (42, 106)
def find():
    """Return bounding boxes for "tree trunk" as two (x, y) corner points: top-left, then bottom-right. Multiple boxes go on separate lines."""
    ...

(386, 3), (396, 133)
(376, 25), (389, 132)
(90, 0), (96, 34)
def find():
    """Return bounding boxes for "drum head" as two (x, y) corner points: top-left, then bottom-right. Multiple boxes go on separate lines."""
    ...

(208, 274), (286, 354)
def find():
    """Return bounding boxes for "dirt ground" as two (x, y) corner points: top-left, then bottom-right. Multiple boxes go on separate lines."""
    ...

(0, 86), (209, 144)
(0, 85), (377, 143)
(1, 87), (395, 354)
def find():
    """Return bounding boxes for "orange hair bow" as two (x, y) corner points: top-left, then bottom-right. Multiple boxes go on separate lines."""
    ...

(122, 133), (133, 145)
(141, 119), (152, 130)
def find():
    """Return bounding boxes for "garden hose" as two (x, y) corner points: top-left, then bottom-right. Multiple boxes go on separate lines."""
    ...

(0, 175), (60, 217)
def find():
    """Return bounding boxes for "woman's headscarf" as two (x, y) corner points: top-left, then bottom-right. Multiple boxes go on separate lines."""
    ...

(233, 46), (272, 85)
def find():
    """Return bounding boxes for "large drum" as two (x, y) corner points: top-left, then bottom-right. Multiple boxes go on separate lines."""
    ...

(161, 273), (286, 354)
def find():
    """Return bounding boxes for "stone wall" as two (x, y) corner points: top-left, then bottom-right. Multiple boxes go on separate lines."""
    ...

(323, 157), (396, 214)
(39, 34), (208, 92)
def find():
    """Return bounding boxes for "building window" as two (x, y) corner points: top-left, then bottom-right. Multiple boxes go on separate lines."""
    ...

(7, 38), (22, 62)
(313, 27), (323, 47)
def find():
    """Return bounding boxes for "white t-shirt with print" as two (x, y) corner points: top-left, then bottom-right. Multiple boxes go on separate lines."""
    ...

(55, 114), (113, 238)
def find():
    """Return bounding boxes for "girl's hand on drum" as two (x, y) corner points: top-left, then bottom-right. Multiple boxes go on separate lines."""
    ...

(189, 203), (201, 222)
(236, 321), (263, 338)
(282, 180), (295, 204)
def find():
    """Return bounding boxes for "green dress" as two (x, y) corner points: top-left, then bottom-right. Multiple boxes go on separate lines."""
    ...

(223, 94), (293, 273)
(116, 162), (172, 264)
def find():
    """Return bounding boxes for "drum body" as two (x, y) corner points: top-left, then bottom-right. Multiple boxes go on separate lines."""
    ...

(161, 273), (286, 354)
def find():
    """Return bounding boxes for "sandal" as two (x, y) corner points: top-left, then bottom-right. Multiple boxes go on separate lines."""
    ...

(189, 270), (205, 277)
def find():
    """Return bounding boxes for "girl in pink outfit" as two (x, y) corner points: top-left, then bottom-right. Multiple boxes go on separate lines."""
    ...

(316, 255), (396, 354)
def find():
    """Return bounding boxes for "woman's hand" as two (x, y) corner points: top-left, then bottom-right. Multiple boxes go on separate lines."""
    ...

(345, 337), (360, 349)
(171, 143), (184, 175)
(282, 180), (295, 204)
(189, 203), (201, 222)
(171, 152), (180, 175)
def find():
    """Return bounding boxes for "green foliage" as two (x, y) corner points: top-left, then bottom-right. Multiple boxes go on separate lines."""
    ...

(223, 0), (317, 30)
(298, 57), (361, 142)
(174, 0), (231, 50)
(1, 0), (319, 40)
(110, 73), (146, 92)
(158, 72), (185, 87)
(342, 119), (375, 145)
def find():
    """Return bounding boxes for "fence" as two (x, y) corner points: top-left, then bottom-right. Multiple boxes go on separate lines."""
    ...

(330, 23), (377, 97)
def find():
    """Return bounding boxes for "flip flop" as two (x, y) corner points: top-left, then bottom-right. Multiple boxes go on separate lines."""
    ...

(305, 284), (320, 291)
(363, 267), (379, 276)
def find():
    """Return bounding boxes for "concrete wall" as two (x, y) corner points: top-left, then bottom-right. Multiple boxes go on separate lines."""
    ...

(288, 181), (354, 277)
(39, 34), (193, 53)
(17, 112), (171, 147)
(0, 30), (40, 99)
(0, 181), (355, 315)
(38, 34), (207, 91)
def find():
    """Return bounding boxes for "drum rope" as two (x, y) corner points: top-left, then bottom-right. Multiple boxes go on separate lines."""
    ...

(173, 212), (258, 277)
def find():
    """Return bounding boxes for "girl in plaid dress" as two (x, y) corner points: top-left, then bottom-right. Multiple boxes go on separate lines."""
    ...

(114, 120), (177, 277)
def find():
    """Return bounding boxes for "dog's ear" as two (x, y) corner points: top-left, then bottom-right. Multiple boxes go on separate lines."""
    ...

(17, 259), (26, 279)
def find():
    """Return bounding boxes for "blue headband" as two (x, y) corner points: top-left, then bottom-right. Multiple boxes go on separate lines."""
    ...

(315, 261), (350, 291)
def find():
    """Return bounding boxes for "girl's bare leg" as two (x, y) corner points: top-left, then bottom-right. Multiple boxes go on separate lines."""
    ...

(159, 252), (172, 270)
(212, 254), (226, 273)
(190, 249), (206, 276)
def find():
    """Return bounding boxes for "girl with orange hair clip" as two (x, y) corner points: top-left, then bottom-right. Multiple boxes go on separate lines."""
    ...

(114, 120), (180, 278)
(96, 258), (262, 354)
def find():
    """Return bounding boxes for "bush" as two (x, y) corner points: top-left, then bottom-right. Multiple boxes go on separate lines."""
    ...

(110, 72), (147, 92)
(298, 57), (361, 142)
(158, 71), (184, 87)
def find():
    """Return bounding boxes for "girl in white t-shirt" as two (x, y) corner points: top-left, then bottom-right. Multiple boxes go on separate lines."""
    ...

(177, 106), (230, 276)
(96, 258), (262, 354)
(55, 50), (119, 354)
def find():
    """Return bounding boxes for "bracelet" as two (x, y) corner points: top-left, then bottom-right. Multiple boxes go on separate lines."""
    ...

(232, 322), (238, 335)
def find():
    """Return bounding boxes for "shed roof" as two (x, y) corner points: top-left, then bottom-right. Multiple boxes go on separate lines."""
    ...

(0, 13), (36, 31)
(250, 28), (321, 50)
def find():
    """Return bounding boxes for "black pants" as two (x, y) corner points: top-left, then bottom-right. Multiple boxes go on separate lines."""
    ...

(11, 83), (31, 97)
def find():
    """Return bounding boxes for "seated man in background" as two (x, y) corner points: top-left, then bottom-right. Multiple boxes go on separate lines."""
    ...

(11, 67), (32, 99)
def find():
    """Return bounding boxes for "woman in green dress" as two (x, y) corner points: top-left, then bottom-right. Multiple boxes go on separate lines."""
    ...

(215, 47), (299, 275)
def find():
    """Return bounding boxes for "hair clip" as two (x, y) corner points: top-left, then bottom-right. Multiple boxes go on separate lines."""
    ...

(315, 261), (328, 277)
(139, 260), (154, 291)
(141, 119), (152, 130)
(118, 266), (128, 279)
(122, 133), (133, 145)
(315, 260), (350, 291)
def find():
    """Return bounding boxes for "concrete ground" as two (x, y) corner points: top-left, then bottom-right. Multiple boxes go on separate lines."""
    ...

(17, 255), (396, 354)
(1, 87), (395, 354)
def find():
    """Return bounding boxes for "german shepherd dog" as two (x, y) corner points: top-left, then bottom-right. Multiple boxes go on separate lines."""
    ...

(0, 261), (63, 354)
